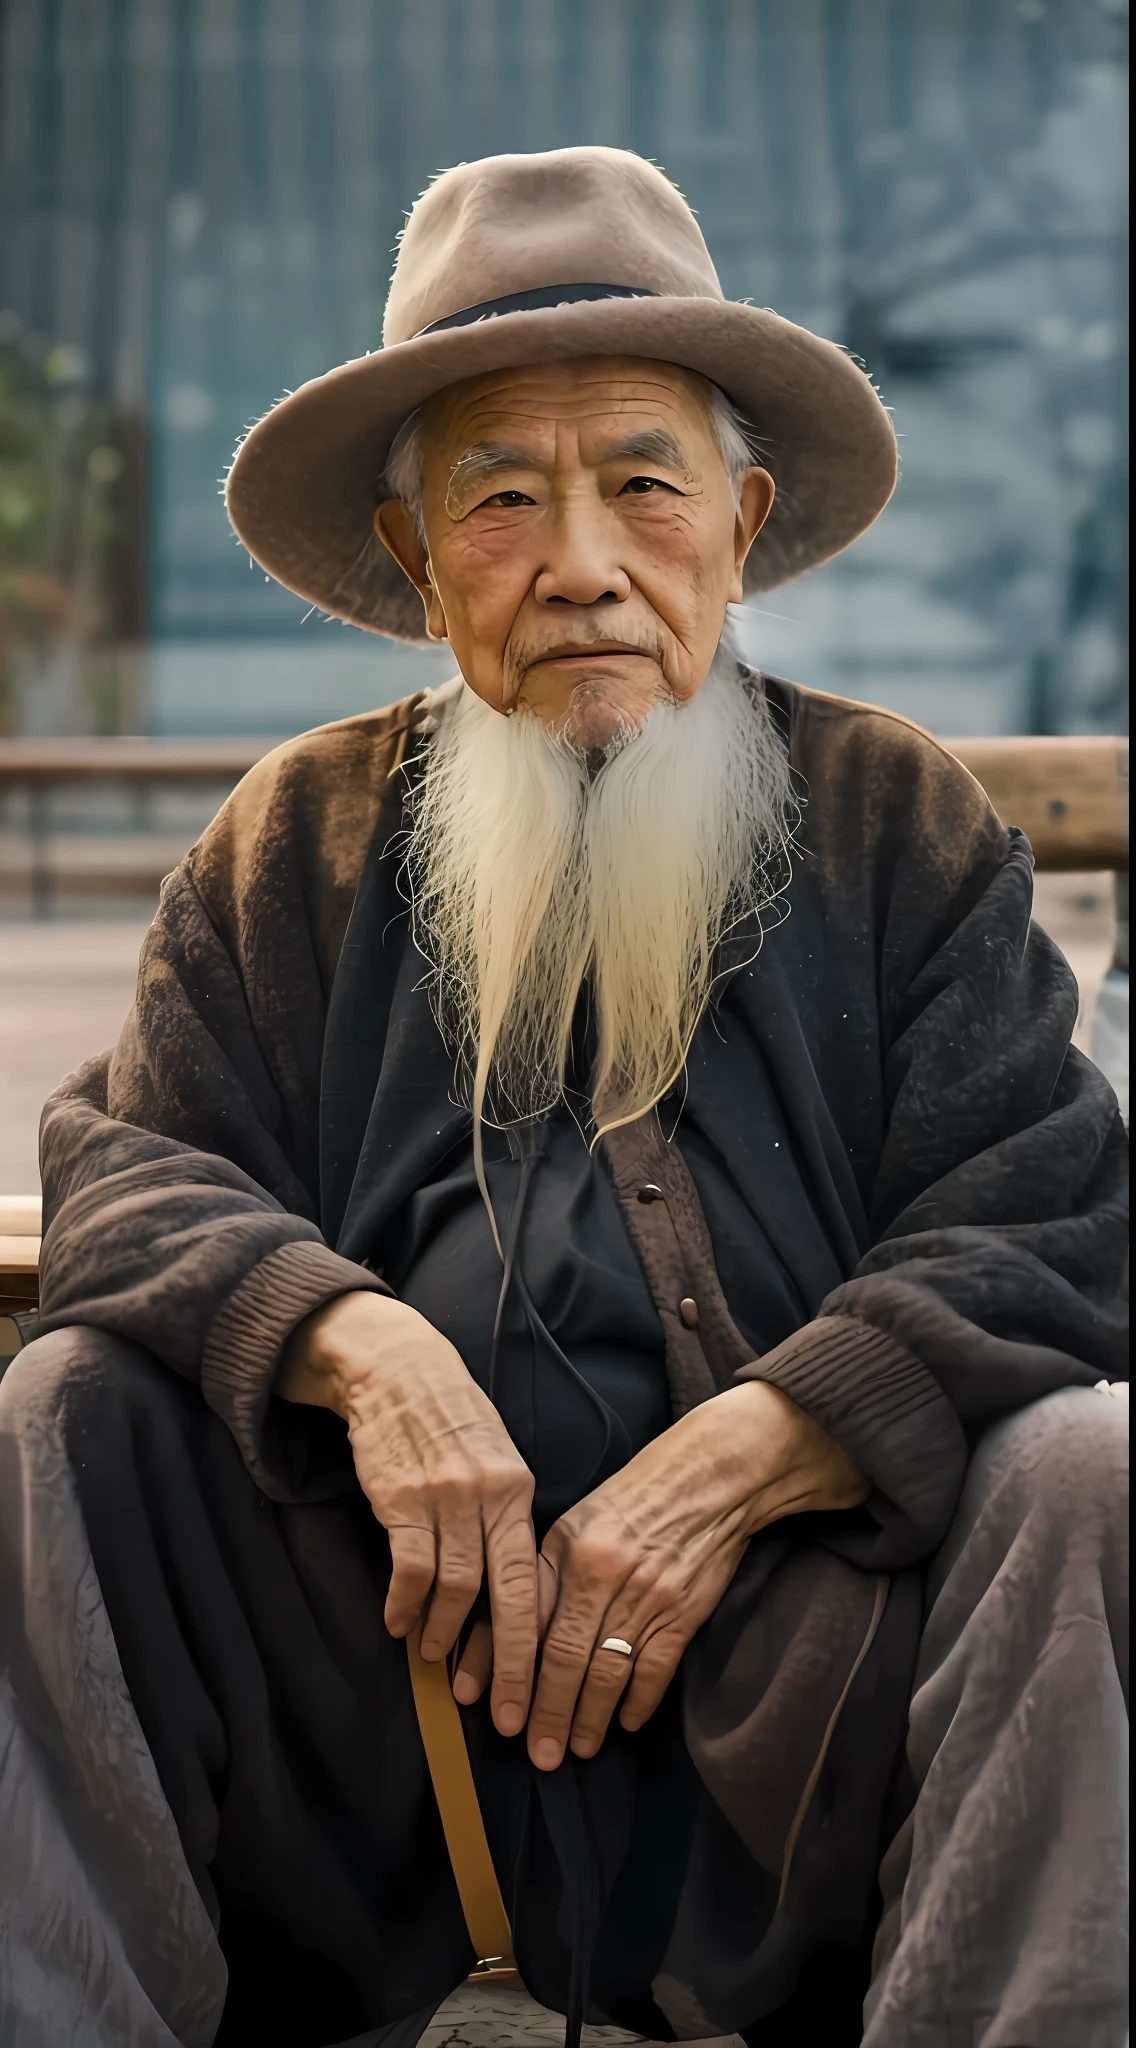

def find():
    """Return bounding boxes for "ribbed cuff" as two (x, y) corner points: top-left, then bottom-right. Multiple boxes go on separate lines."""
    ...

(736, 1313), (967, 1562)
(202, 1239), (390, 1497)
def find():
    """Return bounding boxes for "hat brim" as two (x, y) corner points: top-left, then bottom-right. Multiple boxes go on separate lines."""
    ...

(225, 296), (897, 643)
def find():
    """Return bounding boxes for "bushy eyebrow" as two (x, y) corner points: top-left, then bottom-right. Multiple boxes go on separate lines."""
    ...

(600, 428), (689, 469)
(445, 443), (535, 510)
(446, 428), (694, 513)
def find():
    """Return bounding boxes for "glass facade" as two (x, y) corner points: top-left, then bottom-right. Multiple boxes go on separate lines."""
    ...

(0, 0), (1127, 737)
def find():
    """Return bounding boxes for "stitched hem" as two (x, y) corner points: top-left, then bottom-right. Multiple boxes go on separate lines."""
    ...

(201, 1239), (389, 1481)
(749, 1312), (943, 1431)
(737, 1312), (966, 1548)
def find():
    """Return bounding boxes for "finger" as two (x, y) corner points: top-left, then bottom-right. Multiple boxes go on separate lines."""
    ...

(484, 1511), (539, 1737)
(452, 1619), (494, 1705)
(527, 1576), (613, 1770)
(384, 1524), (438, 1638)
(567, 1635), (636, 1759)
(421, 1517), (485, 1659)
(618, 1624), (687, 1731)
(537, 1553), (559, 1635)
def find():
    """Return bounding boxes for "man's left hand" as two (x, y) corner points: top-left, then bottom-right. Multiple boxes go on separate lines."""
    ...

(453, 1379), (868, 1770)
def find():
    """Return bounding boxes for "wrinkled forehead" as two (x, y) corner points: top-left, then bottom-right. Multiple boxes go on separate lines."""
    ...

(418, 354), (718, 463)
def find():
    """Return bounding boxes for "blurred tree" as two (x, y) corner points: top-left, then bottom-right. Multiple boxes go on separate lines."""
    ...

(0, 323), (144, 736)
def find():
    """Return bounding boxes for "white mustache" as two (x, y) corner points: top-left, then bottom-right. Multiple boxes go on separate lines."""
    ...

(506, 627), (667, 704)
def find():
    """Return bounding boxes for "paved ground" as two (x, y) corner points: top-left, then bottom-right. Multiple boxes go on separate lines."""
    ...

(419, 1981), (740, 2044)
(0, 876), (1120, 1197)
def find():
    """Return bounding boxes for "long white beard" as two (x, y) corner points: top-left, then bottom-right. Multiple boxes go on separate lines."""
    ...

(404, 636), (796, 1150)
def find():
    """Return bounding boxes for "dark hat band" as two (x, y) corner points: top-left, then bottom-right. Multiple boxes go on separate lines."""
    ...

(415, 282), (661, 337)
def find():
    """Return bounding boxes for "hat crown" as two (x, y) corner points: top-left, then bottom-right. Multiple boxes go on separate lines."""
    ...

(383, 146), (724, 347)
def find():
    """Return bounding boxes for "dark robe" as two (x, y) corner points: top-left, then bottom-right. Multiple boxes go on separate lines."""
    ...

(28, 671), (1127, 2045)
(376, 1101), (672, 1538)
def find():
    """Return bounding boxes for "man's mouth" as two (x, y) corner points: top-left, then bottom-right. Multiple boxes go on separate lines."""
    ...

(532, 642), (650, 665)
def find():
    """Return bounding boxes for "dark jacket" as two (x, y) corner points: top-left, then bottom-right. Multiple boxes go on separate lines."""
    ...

(33, 674), (1127, 2039)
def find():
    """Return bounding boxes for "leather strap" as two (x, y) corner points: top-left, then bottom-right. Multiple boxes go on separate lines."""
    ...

(405, 1627), (517, 1978)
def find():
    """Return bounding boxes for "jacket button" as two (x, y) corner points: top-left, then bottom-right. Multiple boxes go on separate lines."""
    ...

(679, 1296), (699, 1328)
(636, 1183), (664, 1204)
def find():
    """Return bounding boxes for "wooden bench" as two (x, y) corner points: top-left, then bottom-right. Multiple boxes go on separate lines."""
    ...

(0, 734), (1128, 1326)
(0, 738), (283, 916)
(0, 733), (1126, 908)
(0, 1197), (41, 1324)
(950, 737), (1127, 872)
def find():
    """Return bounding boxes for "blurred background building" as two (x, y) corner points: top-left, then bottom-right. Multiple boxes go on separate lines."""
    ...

(0, 0), (1128, 744)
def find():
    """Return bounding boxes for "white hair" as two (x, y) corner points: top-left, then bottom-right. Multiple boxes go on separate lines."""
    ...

(403, 631), (795, 1187)
(384, 381), (766, 542)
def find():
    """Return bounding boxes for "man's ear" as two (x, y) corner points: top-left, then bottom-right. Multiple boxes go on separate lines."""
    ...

(373, 501), (448, 640)
(728, 469), (776, 603)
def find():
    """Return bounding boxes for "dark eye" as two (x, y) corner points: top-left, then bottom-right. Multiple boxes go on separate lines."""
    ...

(620, 475), (671, 495)
(484, 489), (535, 508)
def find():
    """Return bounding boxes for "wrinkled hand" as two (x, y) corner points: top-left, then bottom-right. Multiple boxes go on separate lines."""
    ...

(278, 1290), (538, 1736)
(454, 1379), (867, 1769)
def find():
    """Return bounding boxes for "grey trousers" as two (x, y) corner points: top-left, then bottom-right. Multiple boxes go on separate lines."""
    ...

(0, 1344), (1127, 2048)
(863, 1383), (1129, 2048)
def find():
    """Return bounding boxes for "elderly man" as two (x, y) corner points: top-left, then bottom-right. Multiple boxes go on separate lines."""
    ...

(0, 149), (1127, 2048)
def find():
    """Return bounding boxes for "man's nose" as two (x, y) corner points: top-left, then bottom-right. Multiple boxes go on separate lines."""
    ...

(533, 502), (632, 607)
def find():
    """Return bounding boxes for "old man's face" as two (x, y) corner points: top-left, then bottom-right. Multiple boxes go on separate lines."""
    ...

(375, 356), (774, 750)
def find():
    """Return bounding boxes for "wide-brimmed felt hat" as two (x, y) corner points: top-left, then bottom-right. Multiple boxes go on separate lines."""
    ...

(225, 146), (897, 643)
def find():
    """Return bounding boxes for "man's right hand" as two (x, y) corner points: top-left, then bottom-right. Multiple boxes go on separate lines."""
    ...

(278, 1290), (538, 1737)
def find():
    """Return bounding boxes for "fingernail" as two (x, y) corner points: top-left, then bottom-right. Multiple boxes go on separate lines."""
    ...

(569, 1737), (595, 1758)
(532, 1739), (561, 1771)
(496, 1703), (524, 1736)
(452, 1673), (479, 1705)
